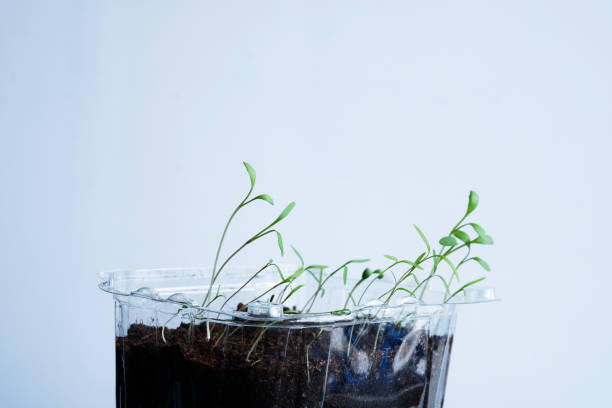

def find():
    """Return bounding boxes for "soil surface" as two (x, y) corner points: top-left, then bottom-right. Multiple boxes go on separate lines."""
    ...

(116, 319), (453, 408)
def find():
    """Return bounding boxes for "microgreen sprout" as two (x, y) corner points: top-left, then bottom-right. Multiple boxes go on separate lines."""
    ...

(204, 162), (493, 328)
(203, 161), (295, 307)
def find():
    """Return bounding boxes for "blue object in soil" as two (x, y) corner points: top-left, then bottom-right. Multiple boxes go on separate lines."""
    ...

(378, 323), (406, 377)
(340, 323), (408, 388)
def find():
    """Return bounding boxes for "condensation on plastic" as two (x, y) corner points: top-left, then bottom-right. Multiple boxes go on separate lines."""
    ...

(101, 267), (497, 408)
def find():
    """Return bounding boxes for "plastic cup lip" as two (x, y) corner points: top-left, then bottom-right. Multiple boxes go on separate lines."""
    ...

(99, 267), (499, 326)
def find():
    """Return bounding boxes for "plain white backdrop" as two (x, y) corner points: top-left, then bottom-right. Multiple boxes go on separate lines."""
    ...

(1, 1), (611, 407)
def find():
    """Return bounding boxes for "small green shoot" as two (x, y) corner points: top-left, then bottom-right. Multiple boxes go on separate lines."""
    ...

(203, 163), (493, 328)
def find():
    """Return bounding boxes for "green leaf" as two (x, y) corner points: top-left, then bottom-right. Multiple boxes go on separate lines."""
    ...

(384, 254), (398, 261)
(243, 161), (256, 188)
(346, 259), (370, 264)
(275, 231), (284, 256)
(251, 194), (274, 205)
(446, 277), (486, 302)
(452, 230), (470, 243)
(467, 190), (479, 215)
(306, 264), (328, 270)
(270, 263), (284, 280)
(415, 252), (426, 263)
(439, 236), (458, 246)
(320, 288), (325, 297)
(275, 202), (296, 223)
(473, 234), (494, 245)
(343, 266), (348, 285)
(252, 202), (296, 241)
(291, 245), (304, 267)
(471, 257), (491, 271)
(413, 224), (430, 253)
(286, 267), (304, 282)
(362, 268), (372, 280)
(467, 223), (486, 237)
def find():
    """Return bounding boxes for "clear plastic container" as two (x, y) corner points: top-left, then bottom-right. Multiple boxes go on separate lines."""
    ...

(100, 267), (495, 408)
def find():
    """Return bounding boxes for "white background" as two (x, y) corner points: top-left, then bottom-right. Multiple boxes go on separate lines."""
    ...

(1, 1), (611, 407)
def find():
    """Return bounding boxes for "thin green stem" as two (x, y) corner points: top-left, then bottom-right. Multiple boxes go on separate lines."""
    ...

(204, 203), (244, 306)
(343, 279), (366, 309)
(379, 242), (468, 304)
(448, 245), (471, 288)
(206, 229), (278, 307)
(418, 248), (443, 300)
(218, 230), (276, 279)
(451, 214), (468, 234)
(382, 268), (417, 304)
(218, 262), (274, 310)
(204, 182), (256, 306)
(303, 265), (344, 312)
(304, 259), (369, 312)
(246, 280), (289, 305)
(357, 277), (380, 306)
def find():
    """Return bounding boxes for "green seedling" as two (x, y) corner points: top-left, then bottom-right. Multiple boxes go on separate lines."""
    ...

(201, 162), (493, 337)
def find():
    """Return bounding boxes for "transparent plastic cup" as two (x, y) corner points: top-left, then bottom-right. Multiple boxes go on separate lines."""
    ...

(99, 267), (495, 408)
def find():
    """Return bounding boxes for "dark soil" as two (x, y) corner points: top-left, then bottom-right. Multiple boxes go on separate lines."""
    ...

(116, 319), (453, 408)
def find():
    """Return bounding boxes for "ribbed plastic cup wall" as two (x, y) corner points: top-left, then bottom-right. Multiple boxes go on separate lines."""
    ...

(100, 268), (494, 408)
